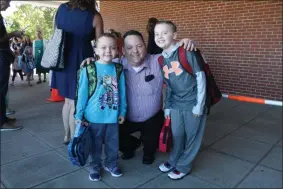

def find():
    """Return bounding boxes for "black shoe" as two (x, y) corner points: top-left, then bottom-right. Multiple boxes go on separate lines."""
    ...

(122, 151), (135, 160)
(121, 138), (141, 160)
(142, 155), (155, 165)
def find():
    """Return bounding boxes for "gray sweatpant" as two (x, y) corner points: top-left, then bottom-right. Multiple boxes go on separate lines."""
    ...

(168, 108), (207, 174)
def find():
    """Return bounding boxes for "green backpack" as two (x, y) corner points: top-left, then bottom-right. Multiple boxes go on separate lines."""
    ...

(74, 62), (123, 116)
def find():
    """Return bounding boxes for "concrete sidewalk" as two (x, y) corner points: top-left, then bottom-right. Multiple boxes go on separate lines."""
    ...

(1, 77), (282, 188)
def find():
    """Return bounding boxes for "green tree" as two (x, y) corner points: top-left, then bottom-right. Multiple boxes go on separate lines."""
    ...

(5, 4), (56, 40)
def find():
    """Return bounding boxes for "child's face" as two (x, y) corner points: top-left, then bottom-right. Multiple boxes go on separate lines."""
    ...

(95, 36), (118, 63)
(27, 48), (32, 54)
(154, 23), (177, 50)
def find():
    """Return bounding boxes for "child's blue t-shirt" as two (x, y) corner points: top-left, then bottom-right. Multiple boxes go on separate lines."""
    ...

(74, 61), (127, 124)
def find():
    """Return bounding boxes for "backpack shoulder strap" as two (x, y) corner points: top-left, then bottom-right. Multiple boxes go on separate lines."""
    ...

(158, 55), (164, 67)
(86, 62), (97, 99)
(114, 63), (123, 81)
(178, 47), (193, 75)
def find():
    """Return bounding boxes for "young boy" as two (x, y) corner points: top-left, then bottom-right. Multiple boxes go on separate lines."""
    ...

(10, 48), (24, 86)
(74, 33), (127, 181)
(22, 46), (35, 86)
(154, 21), (207, 180)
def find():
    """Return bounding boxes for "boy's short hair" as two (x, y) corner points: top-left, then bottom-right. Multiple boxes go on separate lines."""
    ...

(123, 30), (145, 44)
(97, 33), (117, 44)
(156, 20), (177, 32)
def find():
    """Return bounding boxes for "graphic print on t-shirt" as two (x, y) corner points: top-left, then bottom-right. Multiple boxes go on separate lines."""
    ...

(162, 61), (183, 79)
(98, 75), (119, 110)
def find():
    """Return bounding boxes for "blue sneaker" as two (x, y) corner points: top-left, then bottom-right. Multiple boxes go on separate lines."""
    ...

(89, 173), (101, 181)
(104, 166), (123, 177)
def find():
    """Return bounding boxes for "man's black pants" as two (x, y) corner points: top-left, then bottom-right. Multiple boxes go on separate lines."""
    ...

(119, 110), (164, 157)
(0, 51), (12, 126)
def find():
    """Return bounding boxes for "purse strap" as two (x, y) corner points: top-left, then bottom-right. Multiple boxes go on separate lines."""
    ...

(53, 3), (67, 31)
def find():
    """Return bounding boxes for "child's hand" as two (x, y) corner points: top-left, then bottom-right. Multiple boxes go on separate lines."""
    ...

(118, 116), (125, 124)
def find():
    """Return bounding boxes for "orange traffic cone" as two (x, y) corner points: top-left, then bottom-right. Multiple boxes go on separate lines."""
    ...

(47, 88), (64, 102)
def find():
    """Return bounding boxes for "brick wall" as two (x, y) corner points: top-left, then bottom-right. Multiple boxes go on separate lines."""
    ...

(100, 1), (282, 101)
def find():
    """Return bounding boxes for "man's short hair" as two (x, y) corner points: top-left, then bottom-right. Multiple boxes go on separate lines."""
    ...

(156, 20), (177, 32)
(123, 30), (145, 44)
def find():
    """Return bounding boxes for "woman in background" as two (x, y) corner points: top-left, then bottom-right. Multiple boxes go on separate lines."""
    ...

(33, 30), (48, 84)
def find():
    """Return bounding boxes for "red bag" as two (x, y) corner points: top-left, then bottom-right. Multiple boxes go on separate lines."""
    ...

(159, 118), (172, 153)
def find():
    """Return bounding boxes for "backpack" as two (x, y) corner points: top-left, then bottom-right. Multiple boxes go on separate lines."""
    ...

(158, 48), (222, 115)
(68, 122), (91, 167)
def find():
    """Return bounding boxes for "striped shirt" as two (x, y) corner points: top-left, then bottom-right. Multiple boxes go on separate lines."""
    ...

(121, 54), (163, 122)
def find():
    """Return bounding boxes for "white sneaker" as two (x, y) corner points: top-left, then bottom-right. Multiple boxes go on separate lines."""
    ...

(159, 162), (173, 173)
(168, 169), (187, 180)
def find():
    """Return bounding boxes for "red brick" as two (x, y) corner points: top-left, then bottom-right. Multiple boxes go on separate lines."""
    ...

(100, 0), (282, 101)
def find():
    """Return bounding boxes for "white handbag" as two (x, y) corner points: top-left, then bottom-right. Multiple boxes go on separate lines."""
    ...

(41, 9), (65, 70)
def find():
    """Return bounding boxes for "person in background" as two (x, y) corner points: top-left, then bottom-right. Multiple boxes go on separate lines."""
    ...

(10, 48), (24, 86)
(33, 30), (48, 84)
(108, 29), (123, 58)
(22, 46), (35, 86)
(146, 17), (162, 55)
(0, 0), (23, 131)
(10, 37), (22, 53)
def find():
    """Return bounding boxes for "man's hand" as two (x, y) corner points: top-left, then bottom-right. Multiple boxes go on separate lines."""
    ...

(118, 116), (125, 124)
(179, 38), (197, 51)
(80, 57), (95, 68)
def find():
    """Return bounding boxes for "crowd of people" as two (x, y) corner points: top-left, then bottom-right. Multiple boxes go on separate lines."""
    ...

(1, 0), (209, 182)
(9, 31), (48, 86)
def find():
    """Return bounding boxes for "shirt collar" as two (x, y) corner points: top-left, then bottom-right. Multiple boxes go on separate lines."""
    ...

(123, 54), (150, 72)
(162, 42), (181, 58)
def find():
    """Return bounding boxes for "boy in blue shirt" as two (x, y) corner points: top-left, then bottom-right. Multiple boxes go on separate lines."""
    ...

(154, 21), (207, 180)
(75, 33), (127, 181)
